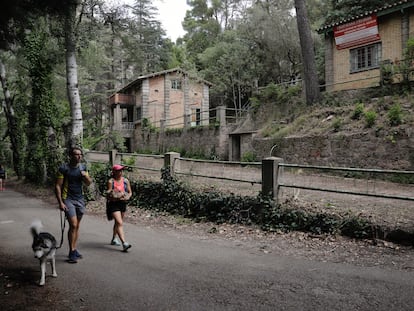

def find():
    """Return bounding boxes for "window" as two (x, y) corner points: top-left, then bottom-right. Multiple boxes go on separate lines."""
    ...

(350, 43), (381, 73)
(191, 108), (201, 126)
(136, 106), (142, 120)
(171, 79), (182, 90)
(121, 107), (133, 122)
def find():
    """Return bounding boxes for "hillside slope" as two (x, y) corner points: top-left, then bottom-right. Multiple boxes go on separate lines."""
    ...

(248, 88), (414, 170)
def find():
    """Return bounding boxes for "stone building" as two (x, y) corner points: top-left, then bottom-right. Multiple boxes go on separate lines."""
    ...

(108, 68), (211, 152)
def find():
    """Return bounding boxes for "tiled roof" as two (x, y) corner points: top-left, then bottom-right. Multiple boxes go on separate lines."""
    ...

(117, 68), (212, 93)
(317, 0), (414, 33)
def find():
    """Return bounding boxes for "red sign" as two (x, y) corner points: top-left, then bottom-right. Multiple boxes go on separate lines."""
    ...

(334, 15), (380, 50)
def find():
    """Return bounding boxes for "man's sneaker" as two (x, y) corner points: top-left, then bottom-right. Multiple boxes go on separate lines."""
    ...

(122, 242), (131, 252)
(111, 238), (121, 246)
(74, 249), (83, 259)
(67, 250), (78, 263)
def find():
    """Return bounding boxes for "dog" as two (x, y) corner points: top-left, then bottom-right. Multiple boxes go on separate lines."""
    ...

(30, 220), (58, 286)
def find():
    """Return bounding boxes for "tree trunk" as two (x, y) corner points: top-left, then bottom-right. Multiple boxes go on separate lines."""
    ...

(0, 61), (23, 178)
(65, 0), (83, 147)
(294, 0), (320, 105)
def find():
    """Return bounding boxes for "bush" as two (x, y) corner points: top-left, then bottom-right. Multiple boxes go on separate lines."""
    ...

(90, 166), (376, 240)
(332, 117), (342, 132)
(241, 151), (257, 162)
(388, 103), (403, 126)
(364, 110), (377, 128)
(352, 103), (364, 120)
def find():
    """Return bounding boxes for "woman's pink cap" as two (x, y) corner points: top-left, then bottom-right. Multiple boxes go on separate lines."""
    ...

(112, 164), (125, 171)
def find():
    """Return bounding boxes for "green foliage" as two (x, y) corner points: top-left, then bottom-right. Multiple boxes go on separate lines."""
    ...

(91, 167), (376, 240)
(165, 127), (183, 135)
(387, 104), (403, 126)
(340, 216), (374, 239)
(332, 117), (342, 132)
(255, 83), (301, 104)
(324, 1), (388, 26)
(380, 63), (393, 87)
(23, 18), (60, 184)
(351, 103), (365, 120)
(404, 37), (414, 60)
(90, 163), (112, 195)
(241, 151), (257, 162)
(122, 156), (136, 166)
(364, 110), (377, 128)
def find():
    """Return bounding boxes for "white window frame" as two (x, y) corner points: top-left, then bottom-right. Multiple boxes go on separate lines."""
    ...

(171, 79), (182, 90)
(350, 43), (381, 73)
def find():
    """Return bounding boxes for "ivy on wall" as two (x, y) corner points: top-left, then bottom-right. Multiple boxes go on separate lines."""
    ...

(23, 18), (61, 184)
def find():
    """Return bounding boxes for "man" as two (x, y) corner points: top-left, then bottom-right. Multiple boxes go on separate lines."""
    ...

(55, 147), (92, 263)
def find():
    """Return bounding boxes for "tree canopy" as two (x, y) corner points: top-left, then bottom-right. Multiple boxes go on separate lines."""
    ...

(0, 0), (388, 181)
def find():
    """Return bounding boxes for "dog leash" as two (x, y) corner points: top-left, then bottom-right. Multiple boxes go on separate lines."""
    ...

(57, 210), (66, 249)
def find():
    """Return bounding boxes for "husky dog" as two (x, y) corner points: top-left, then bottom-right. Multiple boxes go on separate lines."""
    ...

(30, 220), (58, 286)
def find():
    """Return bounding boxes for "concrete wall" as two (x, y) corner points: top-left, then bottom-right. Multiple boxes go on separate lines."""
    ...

(131, 123), (414, 170)
(252, 129), (414, 170)
(135, 125), (233, 160)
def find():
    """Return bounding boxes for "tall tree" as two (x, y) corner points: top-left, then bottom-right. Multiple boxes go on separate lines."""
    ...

(64, 0), (84, 147)
(294, 0), (320, 105)
(23, 18), (60, 183)
(240, 0), (300, 86)
(0, 57), (26, 177)
(183, 0), (221, 66)
(122, 0), (170, 75)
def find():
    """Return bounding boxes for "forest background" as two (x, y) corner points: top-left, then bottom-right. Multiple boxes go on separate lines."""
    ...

(0, 0), (398, 185)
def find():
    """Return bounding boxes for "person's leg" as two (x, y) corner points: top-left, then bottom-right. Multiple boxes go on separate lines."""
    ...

(67, 215), (82, 252)
(113, 210), (131, 251)
(112, 211), (126, 243)
(112, 222), (117, 240)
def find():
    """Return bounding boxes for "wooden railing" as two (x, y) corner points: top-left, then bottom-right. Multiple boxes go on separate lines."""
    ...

(108, 93), (135, 106)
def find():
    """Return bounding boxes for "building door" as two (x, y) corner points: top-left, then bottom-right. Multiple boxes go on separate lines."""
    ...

(231, 135), (241, 161)
(124, 138), (131, 153)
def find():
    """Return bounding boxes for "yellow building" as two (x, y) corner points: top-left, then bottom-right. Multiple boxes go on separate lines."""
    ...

(318, 0), (414, 91)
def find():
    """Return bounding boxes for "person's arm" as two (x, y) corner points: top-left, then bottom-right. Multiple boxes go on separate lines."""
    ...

(106, 178), (115, 200)
(55, 177), (67, 211)
(81, 170), (92, 186)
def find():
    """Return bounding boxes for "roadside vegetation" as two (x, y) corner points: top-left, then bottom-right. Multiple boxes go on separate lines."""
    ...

(91, 165), (375, 241)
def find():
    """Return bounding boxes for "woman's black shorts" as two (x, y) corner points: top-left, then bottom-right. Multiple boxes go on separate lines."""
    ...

(106, 201), (127, 220)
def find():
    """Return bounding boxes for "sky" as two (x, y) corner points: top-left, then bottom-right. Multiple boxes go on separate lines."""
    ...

(154, 0), (190, 41)
(111, 0), (190, 41)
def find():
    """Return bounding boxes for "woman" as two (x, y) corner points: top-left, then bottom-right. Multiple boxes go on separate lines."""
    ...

(106, 164), (132, 252)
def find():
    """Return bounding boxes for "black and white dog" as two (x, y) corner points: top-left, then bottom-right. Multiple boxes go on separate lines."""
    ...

(30, 220), (58, 286)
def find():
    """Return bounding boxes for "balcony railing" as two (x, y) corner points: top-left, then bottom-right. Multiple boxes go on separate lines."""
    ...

(120, 122), (135, 130)
(109, 93), (135, 106)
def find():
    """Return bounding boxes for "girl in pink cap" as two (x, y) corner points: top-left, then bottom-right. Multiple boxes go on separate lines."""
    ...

(106, 164), (132, 252)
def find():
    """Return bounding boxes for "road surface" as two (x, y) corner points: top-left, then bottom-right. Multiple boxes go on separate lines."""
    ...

(0, 190), (413, 310)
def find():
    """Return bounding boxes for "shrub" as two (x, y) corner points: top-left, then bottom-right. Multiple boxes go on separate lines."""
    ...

(364, 110), (377, 128)
(352, 103), (364, 120)
(388, 103), (403, 126)
(332, 117), (342, 132)
(241, 151), (257, 162)
(89, 166), (376, 240)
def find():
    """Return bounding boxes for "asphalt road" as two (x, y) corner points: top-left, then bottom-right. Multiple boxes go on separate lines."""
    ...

(1, 190), (413, 311)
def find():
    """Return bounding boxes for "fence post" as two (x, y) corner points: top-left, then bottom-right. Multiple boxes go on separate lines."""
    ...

(262, 157), (283, 203)
(216, 105), (226, 126)
(164, 152), (180, 176)
(109, 149), (117, 166)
